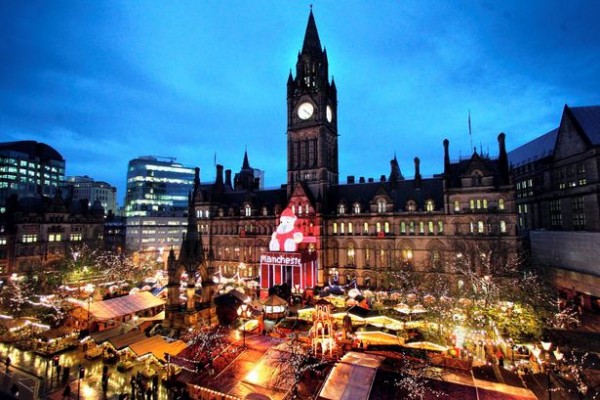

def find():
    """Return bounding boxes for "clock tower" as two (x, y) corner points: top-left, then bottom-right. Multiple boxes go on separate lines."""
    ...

(287, 9), (338, 200)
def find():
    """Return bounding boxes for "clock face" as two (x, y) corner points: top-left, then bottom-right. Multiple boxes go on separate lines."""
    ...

(297, 102), (314, 120)
(326, 105), (333, 123)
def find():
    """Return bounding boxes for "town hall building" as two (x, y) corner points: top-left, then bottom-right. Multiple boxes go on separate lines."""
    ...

(188, 10), (519, 296)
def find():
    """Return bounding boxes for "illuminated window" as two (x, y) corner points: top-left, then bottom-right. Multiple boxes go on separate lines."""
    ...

(377, 199), (386, 213)
(438, 221), (444, 234)
(347, 243), (355, 264)
(245, 204), (251, 217)
(406, 200), (416, 212)
(363, 222), (369, 234)
(400, 221), (406, 234)
(500, 220), (506, 233)
(70, 233), (83, 241)
(428, 221), (434, 234)
(376, 222), (381, 233)
(348, 223), (353, 234)
(470, 199), (475, 210)
(384, 222), (390, 233)
(354, 203), (360, 214)
(419, 221), (424, 234)
(340, 223), (345, 234)
(454, 200), (460, 212)
(498, 199), (505, 210)
(338, 204), (345, 214)
(425, 200), (434, 211)
(23, 234), (37, 243)
(49, 233), (62, 242)
(477, 221), (484, 234)
(333, 223), (338, 234)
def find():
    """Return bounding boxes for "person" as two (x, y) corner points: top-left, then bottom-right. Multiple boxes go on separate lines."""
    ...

(62, 384), (71, 400)
(5, 355), (11, 371)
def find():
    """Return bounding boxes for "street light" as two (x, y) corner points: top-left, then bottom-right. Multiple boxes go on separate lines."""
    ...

(77, 364), (85, 400)
(237, 303), (252, 348)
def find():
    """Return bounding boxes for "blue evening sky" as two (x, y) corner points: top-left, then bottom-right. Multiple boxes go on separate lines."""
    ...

(2, 1), (600, 205)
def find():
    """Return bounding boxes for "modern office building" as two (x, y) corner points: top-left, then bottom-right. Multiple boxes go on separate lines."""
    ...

(124, 156), (195, 262)
(185, 10), (519, 293)
(124, 156), (195, 217)
(0, 141), (65, 213)
(64, 175), (118, 216)
(509, 105), (600, 311)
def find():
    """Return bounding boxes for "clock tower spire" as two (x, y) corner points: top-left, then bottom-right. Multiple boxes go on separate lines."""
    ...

(287, 8), (338, 200)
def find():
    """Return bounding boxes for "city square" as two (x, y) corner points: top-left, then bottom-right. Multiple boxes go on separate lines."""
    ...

(1, 2), (600, 400)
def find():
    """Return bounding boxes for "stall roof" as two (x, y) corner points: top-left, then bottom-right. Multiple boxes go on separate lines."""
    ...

(128, 335), (187, 362)
(318, 352), (384, 400)
(89, 292), (164, 320)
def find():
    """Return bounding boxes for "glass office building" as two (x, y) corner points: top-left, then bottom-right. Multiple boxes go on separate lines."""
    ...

(0, 141), (65, 213)
(124, 156), (195, 217)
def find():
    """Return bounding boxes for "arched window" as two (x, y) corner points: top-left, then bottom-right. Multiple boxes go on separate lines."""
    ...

(348, 223), (353, 234)
(364, 243), (371, 264)
(347, 243), (355, 265)
(401, 247), (413, 264)
(483, 199), (488, 209)
(340, 223), (345, 234)
(376, 222), (381, 233)
(477, 220), (484, 233)
(431, 250), (442, 270)
(419, 221), (424, 234)
(305, 204), (309, 214)
(498, 198), (505, 210)
(384, 222), (390, 233)
(425, 199), (435, 212)
(333, 223), (338, 234)
(400, 221), (406, 234)
(437, 221), (444, 234)
(500, 220), (507, 233)
(338, 204), (345, 214)
(470, 199), (475, 210)
(244, 204), (251, 217)
(428, 221), (434, 234)
(262, 207), (268, 216)
(363, 222), (369, 234)
(454, 200), (460, 212)
(377, 199), (386, 213)
(354, 203), (361, 214)
(406, 200), (416, 212)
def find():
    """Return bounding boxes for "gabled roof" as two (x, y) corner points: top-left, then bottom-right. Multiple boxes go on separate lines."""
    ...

(89, 291), (164, 321)
(569, 105), (600, 145)
(508, 128), (558, 168)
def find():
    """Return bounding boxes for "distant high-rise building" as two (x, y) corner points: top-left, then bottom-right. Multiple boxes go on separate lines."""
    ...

(124, 156), (195, 262)
(0, 141), (65, 213)
(124, 156), (195, 217)
(64, 175), (118, 216)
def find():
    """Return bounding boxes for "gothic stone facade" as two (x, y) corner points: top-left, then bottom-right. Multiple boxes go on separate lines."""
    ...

(191, 10), (519, 291)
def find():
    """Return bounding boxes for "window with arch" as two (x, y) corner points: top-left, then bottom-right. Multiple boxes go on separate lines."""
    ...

(363, 222), (369, 234)
(340, 223), (345, 234)
(364, 243), (371, 264)
(500, 220), (507, 233)
(498, 198), (505, 210)
(409, 221), (415, 234)
(406, 200), (416, 212)
(348, 222), (353, 234)
(304, 204), (309, 214)
(483, 199), (488, 209)
(354, 203), (361, 214)
(437, 221), (444, 234)
(472, 171), (483, 186)
(291, 205), (296, 214)
(244, 204), (251, 217)
(297, 203), (302, 215)
(428, 221), (434, 234)
(347, 243), (355, 265)
(400, 221), (406, 234)
(384, 222), (390, 233)
(401, 247), (413, 264)
(425, 199), (435, 212)
(477, 220), (484, 233)
(454, 200), (460, 212)
(430, 250), (442, 270)
(377, 199), (386, 213)
(419, 221), (424, 234)
(376, 222), (381, 233)
(470, 199), (475, 210)
(364, 275), (371, 287)
(338, 204), (345, 214)
(262, 207), (268, 216)
(333, 223), (338, 234)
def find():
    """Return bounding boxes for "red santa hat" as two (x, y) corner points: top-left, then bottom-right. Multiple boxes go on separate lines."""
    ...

(281, 207), (295, 218)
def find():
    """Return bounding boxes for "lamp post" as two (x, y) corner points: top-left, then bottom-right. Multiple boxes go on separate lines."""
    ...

(532, 341), (563, 400)
(237, 304), (252, 348)
(77, 364), (85, 400)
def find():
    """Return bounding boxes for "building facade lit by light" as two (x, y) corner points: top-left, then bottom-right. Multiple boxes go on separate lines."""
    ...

(64, 175), (118, 216)
(0, 141), (65, 213)
(124, 156), (195, 217)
